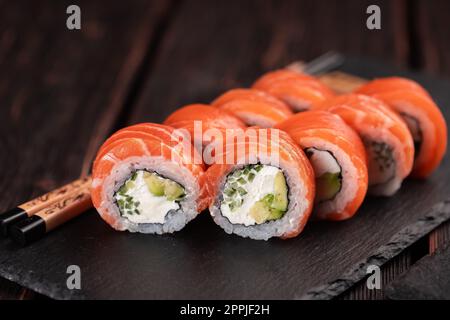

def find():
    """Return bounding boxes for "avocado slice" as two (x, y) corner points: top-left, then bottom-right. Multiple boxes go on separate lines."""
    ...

(117, 179), (135, 194)
(249, 193), (286, 224)
(272, 172), (288, 211)
(316, 172), (341, 201)
(125, 180), (135, 191)
(269, 209), (284, 220)
(143, 172), (165, 196)
(164, 180), (185, 201)
(249, 200), (272, 224)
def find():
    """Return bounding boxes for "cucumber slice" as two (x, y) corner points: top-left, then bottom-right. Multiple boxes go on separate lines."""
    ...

(272, 172), (288, 211)
(143, 172), (165, 196)
(316, 172), (341, 201)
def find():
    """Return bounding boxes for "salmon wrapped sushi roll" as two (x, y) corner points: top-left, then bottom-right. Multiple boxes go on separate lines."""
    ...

(206, 128), (315, 240)
(212, 88), (293, 127)
(276, 111), (368, 220)
(356, 77), (447, 178)
(314, 94), (414, 196)
(164, 104), (246, 150)
(252, 69), (335, 112)
(91, 123), (208, 234)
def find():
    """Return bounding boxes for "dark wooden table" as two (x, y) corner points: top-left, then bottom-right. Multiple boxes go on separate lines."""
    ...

(1, 0), (449, 299)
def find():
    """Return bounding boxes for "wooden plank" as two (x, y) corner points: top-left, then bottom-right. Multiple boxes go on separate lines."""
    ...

(129, 0), (409, 124)
(340, 252), (411, 300)
(429, 221), (450, 253)
(386, 243), (450, 299)
(0, 278), (35, 300)
(339, 236), (429, 299)
(0, 0), (170, 298)
(415, 0), (450, 75)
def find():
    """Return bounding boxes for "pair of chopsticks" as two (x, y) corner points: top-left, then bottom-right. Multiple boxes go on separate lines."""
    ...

(0, 52), (364, 246)
(287, 51), (368, 93)
(0, 176), (92, 245)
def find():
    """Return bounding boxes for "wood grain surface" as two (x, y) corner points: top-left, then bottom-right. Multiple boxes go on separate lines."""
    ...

(130, 0), (410, 123)
(415, 0), (450, 75)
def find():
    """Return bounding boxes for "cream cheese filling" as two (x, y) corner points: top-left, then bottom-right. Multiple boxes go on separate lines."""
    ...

(115, 170), (180, 224)
(220, 165), (282, 226)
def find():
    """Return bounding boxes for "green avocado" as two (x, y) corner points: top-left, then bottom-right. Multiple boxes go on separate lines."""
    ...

(164, 180), (185, 201)
(249, 193), (287, 224)
(249, 199), (272, 224)
(272, 172), (288, 211)
(143, 172), (165, 196)
(316, 172), (341, 201)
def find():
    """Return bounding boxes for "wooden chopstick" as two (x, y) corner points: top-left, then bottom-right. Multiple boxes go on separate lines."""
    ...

(0, 176), (92, 238)
(9, 184), (92, 246)
(318, 71), (369, 94)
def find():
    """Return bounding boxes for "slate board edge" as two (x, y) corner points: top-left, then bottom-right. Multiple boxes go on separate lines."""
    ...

(2, 199), (449, 300)
(0, 246), (84, 300)
(298, 199), (450, 300)
(0, 265), (78, 300)
(384, 241), (450, 299)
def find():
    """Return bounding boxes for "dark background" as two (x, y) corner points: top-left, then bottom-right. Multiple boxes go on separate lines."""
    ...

(0, 0), (449, 299)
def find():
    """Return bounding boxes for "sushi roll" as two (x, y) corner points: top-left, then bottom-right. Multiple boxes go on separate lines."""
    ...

(276, 110), (368, 220)
(163, 104), (246, 151)
(206, 127), (315, 240)
(252, 69), (335, 112)
(314, 94), (414, 196)
(212, 88), (293, 127)
(91, 123), (209, 234)
(356, 77), (447, 178)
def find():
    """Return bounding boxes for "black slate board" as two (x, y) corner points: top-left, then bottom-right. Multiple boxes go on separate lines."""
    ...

(1, 57), (450, 300)
(386, 243), (450, 300)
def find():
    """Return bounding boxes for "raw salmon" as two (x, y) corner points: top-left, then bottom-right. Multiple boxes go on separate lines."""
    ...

(92, 123), (210, 233)
(212, 88), (293, 127)
(356, 77), (447, 177)
(206, 127), (315, 240)
(253, 69), (335, 112)
(163, 104), (247, 150)
(313, 94), (414, 196)
(276, 110), (368, 220)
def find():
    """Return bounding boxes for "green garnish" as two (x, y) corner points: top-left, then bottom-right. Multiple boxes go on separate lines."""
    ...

(224, 188), (236, 197)
(237, 187), (247, 196)
(254, 164), (263, 172)
(237, 177), (246, 184)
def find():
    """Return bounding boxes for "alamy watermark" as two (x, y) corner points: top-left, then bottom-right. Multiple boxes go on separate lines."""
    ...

(66, 265), (81, 290)
(366, 265), (381, 290)
(366, 5), (381, 30)
(66, 5), (81, 30)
